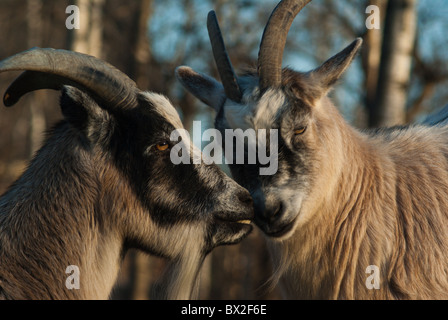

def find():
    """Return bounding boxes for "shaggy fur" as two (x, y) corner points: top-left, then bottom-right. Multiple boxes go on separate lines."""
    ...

(267, 97), (448, 299)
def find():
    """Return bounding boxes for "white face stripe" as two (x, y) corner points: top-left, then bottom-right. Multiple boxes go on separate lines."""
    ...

(141, 92), (184, 129)
(224, 100), (253, 131)
(252, 89), (286, 131)
(224, 88), (286, 132)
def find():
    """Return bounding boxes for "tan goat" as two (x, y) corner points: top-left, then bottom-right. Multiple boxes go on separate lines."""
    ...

(176, 0), (448, 299)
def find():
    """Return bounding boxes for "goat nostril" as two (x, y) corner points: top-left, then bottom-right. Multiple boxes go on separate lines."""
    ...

(238, 191), (253, 206)
(265, 201), (284, 222)
(274, 202), (284, 217)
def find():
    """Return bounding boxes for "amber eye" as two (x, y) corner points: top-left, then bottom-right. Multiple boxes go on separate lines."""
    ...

(156, 142), (169, 151)
(294, 127), (307, 135)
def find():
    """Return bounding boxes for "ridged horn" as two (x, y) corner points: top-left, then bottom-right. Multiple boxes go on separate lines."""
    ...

(207, 11), (243, 103)
(258, 0), (311, 93)
(0, 47), (138, 110)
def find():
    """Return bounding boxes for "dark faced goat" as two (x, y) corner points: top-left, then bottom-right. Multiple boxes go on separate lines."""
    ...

(176, 0), (448, 299)
(0, 48), (254, 300)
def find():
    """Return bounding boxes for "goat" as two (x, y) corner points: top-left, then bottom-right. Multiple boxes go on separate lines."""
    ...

(0, 48), (254, 300)
(176, 0), (448, 299)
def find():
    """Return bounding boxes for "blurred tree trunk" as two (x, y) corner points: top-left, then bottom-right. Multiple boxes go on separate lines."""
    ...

(128, 0), (156, 301)
(362, 0), (387, 128)
(130, 0), (152, 89)
(101, 0), (157, 300)
(27, 0), (46, 157)
(368, 0), (417, 127)
(71, 0), (104, 58)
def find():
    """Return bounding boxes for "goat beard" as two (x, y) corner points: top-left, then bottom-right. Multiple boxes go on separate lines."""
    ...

(150, 249), (205, 300)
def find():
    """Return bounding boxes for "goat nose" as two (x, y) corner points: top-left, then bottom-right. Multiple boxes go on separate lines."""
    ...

(237, 189), (253, 207)
(262, 200), (285, 223)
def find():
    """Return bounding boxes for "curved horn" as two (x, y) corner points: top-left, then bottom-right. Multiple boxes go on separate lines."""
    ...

(207, 11), (243, 103)
(258, 0), (311, 93)
(4, 71), (76, 106)
(0, 47), (138, 110)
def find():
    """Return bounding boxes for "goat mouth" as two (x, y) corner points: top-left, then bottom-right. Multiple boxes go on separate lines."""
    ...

(216, 216), (253, 228)
(215, 209), (254, 224)
(215, 213), (254, 234)
(258, 218), (296, 239)
(210, 208), (255, 246)
(210, 214), (254, 247)
(236, 219), (252, 225)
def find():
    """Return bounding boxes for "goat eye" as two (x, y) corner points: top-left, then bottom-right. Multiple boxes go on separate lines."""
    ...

(294, 127), (307, 135)
(156, 142), (169, 151)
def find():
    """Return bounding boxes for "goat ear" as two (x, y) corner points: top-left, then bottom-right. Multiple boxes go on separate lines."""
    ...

(175, 66), (226, 112)
(311, 38), (362, 96)
(60, 86), (108, 131)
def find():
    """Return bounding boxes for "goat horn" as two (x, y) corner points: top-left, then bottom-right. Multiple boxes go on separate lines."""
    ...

(207, 11), (243, 103)
(0, 47), (138, 110)
(258, 0), (311, 93)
